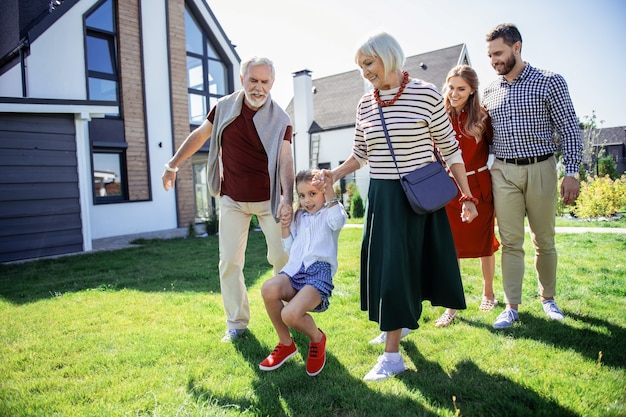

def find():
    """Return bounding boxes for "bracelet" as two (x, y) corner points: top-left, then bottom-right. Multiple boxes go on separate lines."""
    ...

(324, 197), (340, 208)
(459, 195), (479, 205)
(164, 163), (179, 173)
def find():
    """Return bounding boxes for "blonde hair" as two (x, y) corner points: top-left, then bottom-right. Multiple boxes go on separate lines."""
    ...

(442, 65), (488, 142)
(354, 32), (405, 78)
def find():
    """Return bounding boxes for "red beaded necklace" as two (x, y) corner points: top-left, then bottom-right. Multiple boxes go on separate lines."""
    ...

(374, 71), (409, 107)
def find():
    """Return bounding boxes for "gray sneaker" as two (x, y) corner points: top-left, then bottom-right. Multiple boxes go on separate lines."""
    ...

(493, 308), (519, 329)
(369, 328), (411, 344)
(221, 328), (248, 342)
(542, 300), (564, 320)
(363, 355), (406, 381)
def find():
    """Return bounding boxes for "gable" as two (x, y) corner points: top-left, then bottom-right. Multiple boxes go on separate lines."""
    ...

(286, 44), (468, 132)
(591, 126), (626, 146)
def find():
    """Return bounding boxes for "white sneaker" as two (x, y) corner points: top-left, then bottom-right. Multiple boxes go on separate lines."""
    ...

(221, 328), (248, 342)
(369, 328), (411, 344)
(363, 355), (406, 381)
(493, 308), (519, 329)
(542, 300), (564, 320)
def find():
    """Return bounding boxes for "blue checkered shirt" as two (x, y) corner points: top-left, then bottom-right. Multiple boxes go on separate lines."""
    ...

(482, 64), (583, 175)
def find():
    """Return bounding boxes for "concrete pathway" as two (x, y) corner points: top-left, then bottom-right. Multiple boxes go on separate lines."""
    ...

(91, 223), (625, 253)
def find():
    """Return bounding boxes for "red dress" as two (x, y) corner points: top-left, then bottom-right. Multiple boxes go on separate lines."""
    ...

(445, 111), (500, 258)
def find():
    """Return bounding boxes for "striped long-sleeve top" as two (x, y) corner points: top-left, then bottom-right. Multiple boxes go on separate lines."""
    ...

(352, 78), (463, 180)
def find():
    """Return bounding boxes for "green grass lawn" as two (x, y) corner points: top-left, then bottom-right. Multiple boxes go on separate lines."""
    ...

(1, 227), (625, 416)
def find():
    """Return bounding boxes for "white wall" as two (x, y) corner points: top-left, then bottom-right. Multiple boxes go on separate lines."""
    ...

(292, 70), (313, 173)
(26, 1), (98, 99)
(0, 65), (23, 96)
(317, 128), (370, 201)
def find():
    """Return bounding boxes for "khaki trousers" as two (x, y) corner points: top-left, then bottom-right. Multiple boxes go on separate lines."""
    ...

(491, 157), (558, 305)
(218, 195), (288, 330)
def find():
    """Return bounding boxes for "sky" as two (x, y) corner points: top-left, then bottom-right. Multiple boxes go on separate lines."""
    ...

(207, 0), (626, 128)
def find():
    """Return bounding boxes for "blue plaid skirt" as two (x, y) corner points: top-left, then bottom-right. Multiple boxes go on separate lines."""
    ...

(282, 261), (333, 312)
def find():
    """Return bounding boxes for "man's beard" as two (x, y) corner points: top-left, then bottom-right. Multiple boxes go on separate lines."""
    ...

(245, 91), (268, 108)
(496, 54), (517, 76)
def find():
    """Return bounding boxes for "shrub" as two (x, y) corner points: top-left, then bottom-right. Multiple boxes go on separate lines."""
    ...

(186, 220), (197, 238)
(204, 212), (218, 235)
(597, 155), (619, 180)
(573, 174), (626, 219)
(350, 192), (365, 218)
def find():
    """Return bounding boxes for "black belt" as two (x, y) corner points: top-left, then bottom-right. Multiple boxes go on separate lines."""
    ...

(496, 153), (553, 165)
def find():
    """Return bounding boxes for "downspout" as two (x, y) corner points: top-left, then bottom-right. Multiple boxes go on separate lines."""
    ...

(19, 40), (28, 97)
(0, 38), (29, 97)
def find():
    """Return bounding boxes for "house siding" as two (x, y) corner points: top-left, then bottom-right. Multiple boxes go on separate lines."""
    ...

(0, 113), (83, 262)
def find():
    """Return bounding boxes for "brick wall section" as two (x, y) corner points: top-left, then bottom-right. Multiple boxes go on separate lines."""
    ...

(168, 0), (196, 227)
(118, 0), (150, 201)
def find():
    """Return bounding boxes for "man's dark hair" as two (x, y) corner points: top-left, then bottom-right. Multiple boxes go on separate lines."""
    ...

(486, 23), (522, 46)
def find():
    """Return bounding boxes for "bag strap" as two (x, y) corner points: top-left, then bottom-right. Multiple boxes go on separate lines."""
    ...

(377, 105), (445, 177)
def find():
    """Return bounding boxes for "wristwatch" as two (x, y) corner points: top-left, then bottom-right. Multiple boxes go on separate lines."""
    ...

(566, 172), (580, 180)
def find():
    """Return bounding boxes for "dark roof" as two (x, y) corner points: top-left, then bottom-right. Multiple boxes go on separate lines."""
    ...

(286, 44), (468, 132)
(591, 126), (626, 146)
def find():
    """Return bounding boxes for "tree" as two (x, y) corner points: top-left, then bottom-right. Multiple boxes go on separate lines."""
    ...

(580, 110), (606, 179)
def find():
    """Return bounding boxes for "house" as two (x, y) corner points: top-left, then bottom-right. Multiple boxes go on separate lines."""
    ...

(286, 44), (471, 200)
(0, 0), (240, 262)
(586, 126), (626, 175)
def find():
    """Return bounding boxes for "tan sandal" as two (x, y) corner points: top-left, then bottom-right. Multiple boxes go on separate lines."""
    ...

(479, 298), (499, 312)
(435, 311), (457, 327)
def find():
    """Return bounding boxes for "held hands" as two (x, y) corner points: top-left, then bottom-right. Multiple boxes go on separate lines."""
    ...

(278, 199), (293, 230)
(313, 170), (337, 202)
(460, 201), (478, 223)
(311, 171), (328, 192)
(319, 169), (334, 187)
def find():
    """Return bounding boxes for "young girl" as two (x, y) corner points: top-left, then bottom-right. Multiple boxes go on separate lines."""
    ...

(259, 169), (347, 376)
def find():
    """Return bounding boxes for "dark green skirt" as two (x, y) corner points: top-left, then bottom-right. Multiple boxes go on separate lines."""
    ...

(361, 179), (466, 331)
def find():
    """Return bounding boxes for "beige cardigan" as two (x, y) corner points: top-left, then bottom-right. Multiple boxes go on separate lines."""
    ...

(207, 91), (291, 221)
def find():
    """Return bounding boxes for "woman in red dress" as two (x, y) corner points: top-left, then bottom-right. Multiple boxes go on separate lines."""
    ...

(435, 65), (500, 327)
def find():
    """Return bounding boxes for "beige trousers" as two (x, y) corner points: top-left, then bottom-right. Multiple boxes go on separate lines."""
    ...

(491, 157), (558, 305)
(218, 195), (288, 330)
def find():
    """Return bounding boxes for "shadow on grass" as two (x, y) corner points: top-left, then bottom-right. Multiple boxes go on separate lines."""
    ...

(461, 311), (626, 369)
(186, 330), (580, 416)
(187, 331), (431, 417)
(400, 342), (578, 417)
(0, 233), (273, 305)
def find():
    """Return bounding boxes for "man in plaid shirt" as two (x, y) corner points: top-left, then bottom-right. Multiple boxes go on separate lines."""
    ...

(482, 23), (583, 329)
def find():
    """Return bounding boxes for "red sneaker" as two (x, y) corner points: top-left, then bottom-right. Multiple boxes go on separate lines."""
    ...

(306, 329), (326, 376)
(259, 340), (298, 371)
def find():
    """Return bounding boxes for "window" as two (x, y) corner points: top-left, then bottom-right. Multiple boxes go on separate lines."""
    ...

(85, 0), (118, 102)
(185, 7), (228, 127)
(93, 151), (127, 202)
(85, 1), (128, 203)
(193, 160), (210, 219)
(89, 117), (128, 202)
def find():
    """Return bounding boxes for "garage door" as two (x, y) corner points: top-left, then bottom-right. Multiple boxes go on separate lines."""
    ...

(0, 113), (83, 262)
